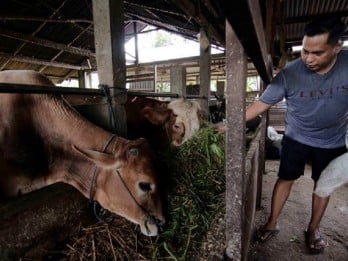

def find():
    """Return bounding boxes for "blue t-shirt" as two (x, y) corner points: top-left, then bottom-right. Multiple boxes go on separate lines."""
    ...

(260, 49), (348, 148)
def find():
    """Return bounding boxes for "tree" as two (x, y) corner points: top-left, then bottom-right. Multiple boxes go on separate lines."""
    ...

(154, 31), (173, 47)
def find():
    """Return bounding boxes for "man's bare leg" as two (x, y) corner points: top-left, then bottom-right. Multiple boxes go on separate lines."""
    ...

(257, 179), (294, 240)
(305, 193), (330, 251)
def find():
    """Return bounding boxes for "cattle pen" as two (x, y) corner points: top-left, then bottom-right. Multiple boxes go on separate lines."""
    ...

(0, 0), (347, 260)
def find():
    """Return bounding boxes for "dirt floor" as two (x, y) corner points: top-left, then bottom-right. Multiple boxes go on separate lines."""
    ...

(200, 159), (348, 261)
(248, 160), (348, 261)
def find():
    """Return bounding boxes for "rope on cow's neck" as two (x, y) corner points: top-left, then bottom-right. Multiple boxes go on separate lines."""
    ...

(89, 133), (117, 223)
(115, 169), (160, 234)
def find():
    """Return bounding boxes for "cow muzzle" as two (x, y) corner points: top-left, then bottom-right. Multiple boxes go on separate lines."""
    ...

(171, 122), (185, 146)
(141, 215), (166, 236)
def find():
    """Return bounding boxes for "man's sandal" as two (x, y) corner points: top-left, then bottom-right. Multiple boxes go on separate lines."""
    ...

(305, 230), (327, 254)
(254, 225), (280, 243)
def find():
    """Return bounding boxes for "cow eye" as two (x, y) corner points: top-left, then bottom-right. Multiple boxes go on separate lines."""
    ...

(139, 182), (151, 192)
(128, 148), (139, 157)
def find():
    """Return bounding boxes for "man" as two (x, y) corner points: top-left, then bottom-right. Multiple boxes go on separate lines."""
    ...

(247, 16), (348, 254)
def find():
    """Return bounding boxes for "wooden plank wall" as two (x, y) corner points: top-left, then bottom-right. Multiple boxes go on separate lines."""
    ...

(243, 124), (266, 258)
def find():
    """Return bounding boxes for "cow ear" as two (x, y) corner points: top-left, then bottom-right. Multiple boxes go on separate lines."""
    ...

(142, 106), (170, 125)
(72, 145), (119, 168)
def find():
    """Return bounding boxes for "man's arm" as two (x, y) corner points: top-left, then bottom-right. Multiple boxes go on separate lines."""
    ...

(246, 100), (272, 121)
(214, 100), (273, 133)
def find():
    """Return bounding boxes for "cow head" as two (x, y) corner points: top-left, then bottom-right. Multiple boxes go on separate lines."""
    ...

(141, 98), (201, 147)
(73, 137), (165, 236)
(167, 99), (201, 146)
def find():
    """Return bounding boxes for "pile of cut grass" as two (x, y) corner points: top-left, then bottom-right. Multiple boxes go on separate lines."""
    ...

(151, 123), (225, 259)
(62, 123), (225, 260)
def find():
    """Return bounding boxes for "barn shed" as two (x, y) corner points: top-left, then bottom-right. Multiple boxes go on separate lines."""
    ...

(0, 0), (347, 260)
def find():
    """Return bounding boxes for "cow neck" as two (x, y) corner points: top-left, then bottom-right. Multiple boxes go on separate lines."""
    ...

(88, 133), (117, 222)
(64, 133), (117, 199)
(38, 96), (108, 148)
(89, 134), (117, 201)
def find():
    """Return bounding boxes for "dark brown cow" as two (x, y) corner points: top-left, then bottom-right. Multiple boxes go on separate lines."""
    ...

(0, 70), (165, 236)
(126, 96), (201, 149)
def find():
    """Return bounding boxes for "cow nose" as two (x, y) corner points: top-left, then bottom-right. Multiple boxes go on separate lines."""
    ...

(158, 221), (166, 233)
(144, 215), (166, 234)
(173, 122), (184, 135)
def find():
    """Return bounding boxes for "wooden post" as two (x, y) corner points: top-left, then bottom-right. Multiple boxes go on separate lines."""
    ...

(225, 19), (247, 260)
(133, 22), (139, 65)
(170, 65), (186, 97)
(78, 70), (85, 88)
(216, 81), (225, 98)
(85, 71), (94, 89)
(199, 28), (211, 119)
(92, 0), (127, 136)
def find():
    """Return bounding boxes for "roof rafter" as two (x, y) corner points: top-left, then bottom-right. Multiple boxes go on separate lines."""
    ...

(0, 51), (90, 70)
(0, 16), (92, 24)
(174, 0), (225, 45)
(0, 28), (95, 57)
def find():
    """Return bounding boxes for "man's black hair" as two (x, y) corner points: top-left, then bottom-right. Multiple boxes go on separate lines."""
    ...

(304, 15), (346, 45)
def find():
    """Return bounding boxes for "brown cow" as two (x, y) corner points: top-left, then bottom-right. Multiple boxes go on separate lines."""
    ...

(0, 70), (165, 236)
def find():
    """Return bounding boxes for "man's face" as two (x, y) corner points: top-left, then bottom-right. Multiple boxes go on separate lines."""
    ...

(301, 32), (342, 74)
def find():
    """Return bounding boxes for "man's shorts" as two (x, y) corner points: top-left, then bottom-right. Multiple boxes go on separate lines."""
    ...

(278, 135), (347, 182)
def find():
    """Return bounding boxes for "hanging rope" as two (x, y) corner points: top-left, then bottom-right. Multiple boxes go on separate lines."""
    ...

(100, 84), (118, 133)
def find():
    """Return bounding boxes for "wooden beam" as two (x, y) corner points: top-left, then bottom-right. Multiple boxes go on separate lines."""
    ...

(0, 28), (95, 57)
(0, 16), (93, 24)
(0, 51), (89, 70)
(170, 65), (186, 96)
(92, 0), (127, 136)
(225, 19), (247, 261)
(199, 28), (211, 119)
(124, 13), (198, 42)
(219, 0), (271, 84)
(0, 0), (69, 70)
(265, 0), (275, 57)
(126, 53), (225, 68)
(133, 22), (139, 65)
(175, 0), (225, 45)
(38, 24), (95, 74)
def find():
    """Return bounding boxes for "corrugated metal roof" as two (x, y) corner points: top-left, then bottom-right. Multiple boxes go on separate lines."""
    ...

(0, 0), (346, 82)
(285, 0), (348, 45)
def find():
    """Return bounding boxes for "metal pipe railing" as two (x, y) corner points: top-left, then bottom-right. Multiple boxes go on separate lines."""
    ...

(0, 83), (207, 99)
